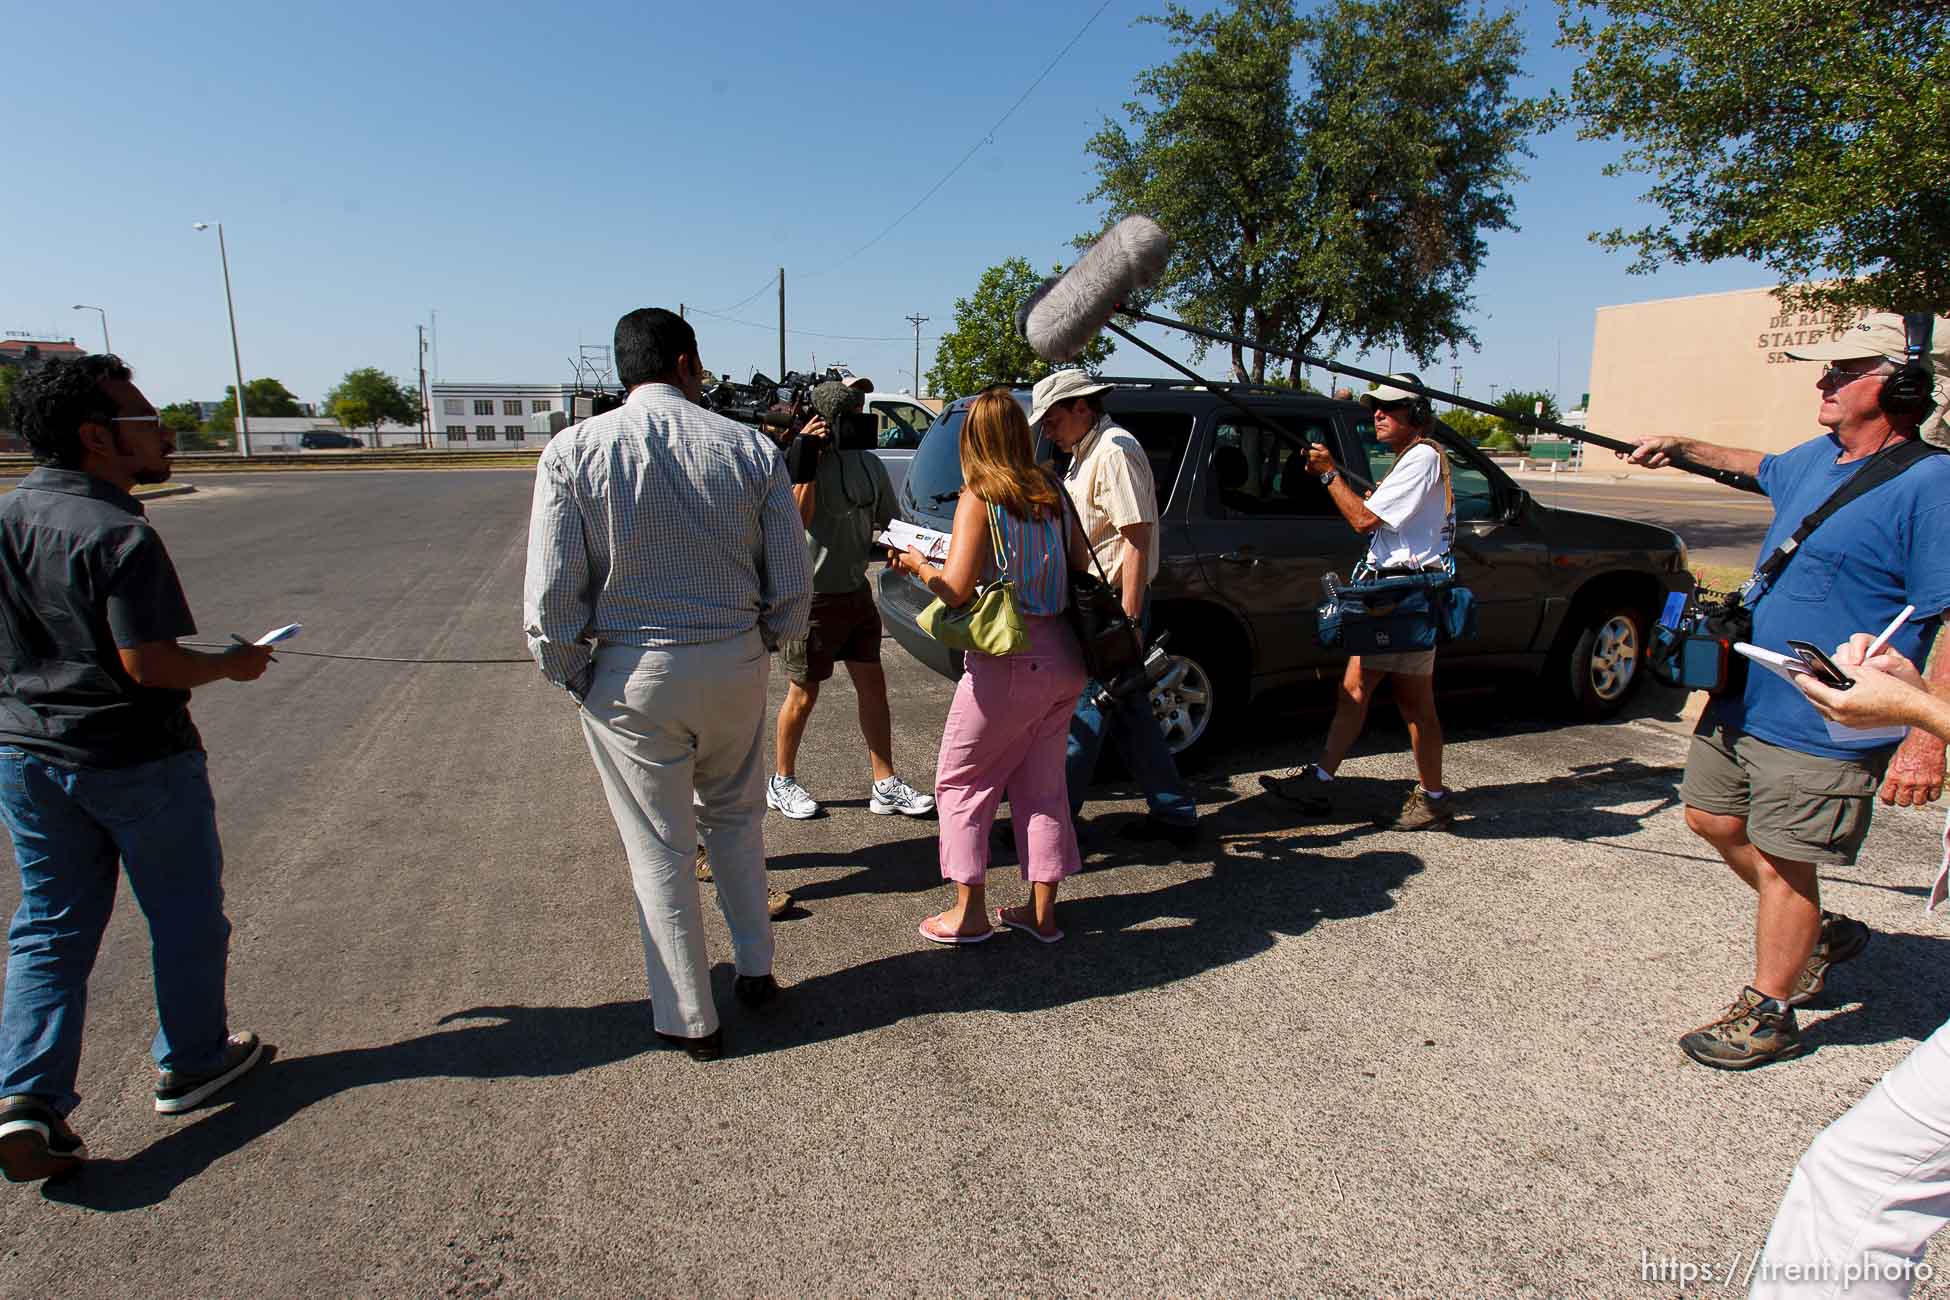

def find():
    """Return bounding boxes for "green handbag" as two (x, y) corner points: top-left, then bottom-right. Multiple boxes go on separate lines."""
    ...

(916, 503), (1030, 656)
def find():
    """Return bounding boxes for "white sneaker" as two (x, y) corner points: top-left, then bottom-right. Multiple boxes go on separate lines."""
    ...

(869, 775), (936, 817)
(766, 774), (820, 820)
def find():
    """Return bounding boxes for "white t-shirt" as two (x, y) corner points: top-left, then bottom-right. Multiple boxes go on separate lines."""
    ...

(1362, 442), (1455, 570)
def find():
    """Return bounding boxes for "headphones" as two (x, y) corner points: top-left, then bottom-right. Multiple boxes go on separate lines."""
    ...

(1880, 312), (1937, 419)
(1383, 374), (1434, 426)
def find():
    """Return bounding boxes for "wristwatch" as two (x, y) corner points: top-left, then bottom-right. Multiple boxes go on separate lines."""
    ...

(1317, 468), (1339, 486)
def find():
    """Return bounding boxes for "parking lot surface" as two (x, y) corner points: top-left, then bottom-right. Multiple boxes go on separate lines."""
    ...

(0, 470), (1943, 1297)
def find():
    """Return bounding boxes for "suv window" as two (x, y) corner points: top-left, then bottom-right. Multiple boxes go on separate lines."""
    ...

(1103, 408), (1196, 513)
(1355, 418), (1498, 522)
(873, 402), (931, 449)
(1207, 415), (1337, 518)
(905, 397), (1194, 517)
(902, 405), (973, 515)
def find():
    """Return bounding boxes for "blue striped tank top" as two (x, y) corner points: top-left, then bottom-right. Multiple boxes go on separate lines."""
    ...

(986, 499), (1068, 616)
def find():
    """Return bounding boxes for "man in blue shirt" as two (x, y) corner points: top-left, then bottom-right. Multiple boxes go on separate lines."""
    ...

(1627, 310), (1950, 1070)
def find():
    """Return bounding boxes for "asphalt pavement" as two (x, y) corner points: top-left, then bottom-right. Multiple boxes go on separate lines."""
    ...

(1, 469), (1944, 1297)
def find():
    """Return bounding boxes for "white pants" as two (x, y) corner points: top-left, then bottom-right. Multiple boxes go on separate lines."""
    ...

(1752, 1019), (1950, 1299)
(578, 632), (774, 1038)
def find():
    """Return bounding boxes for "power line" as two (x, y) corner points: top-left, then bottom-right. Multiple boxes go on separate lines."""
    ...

(685, 303), (937, 343)
(708, 272), (780, 316)
(821, 0), (1115, 272)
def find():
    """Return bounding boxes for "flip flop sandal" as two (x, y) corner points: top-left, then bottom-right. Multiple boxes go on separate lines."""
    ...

(919, 915), (993, 946)
(993, 907), (1064, 944)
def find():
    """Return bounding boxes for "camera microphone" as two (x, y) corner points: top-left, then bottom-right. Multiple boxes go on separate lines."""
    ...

(1014, 215), (1171, 363)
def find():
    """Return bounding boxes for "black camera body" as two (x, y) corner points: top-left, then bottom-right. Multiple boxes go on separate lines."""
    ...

(783, 411), (878, 482)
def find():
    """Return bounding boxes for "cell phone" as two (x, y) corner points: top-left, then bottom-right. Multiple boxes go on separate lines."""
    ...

(1786, 639), (1854, 690)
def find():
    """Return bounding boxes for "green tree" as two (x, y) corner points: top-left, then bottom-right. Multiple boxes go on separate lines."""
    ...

(204, 378), (303, 432)
(1494, 389), (1561, 445)
(158, 400), (224, 451)
(0, 366), (17, 433)
(927, 257), (1114, 399)
(325, 368), (421, 443)
(1084, 0), (1550, 384)
(1439, 407), (1501, 443)
(1559, 0), (1950, 314)
(158, 402), (201, 435)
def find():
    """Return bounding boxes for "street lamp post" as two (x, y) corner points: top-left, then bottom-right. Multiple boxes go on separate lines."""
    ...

(192, 222), (251, 456)
(71, 305), (109, 353)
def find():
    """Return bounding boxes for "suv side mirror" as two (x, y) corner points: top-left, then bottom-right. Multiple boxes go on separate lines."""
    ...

(1503, 489), (1530, 523)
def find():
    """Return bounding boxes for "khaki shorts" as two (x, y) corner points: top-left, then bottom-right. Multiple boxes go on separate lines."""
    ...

(780, 588), (882, 685)
(1679, 716), (1889, 866)
(1354, 648), (1436, 677)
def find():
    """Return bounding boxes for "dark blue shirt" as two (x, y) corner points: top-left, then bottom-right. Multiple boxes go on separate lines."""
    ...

(0, 468), (201, 768)
(1712, 435), (1950, 759)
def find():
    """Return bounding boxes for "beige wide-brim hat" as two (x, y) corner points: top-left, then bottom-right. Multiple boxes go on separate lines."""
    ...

(1357, 373), (1430, 407)
(1784, 310), (1949, 369)
(1028, 370), (1114, 426)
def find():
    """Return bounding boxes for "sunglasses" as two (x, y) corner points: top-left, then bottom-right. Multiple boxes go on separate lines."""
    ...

(1819, 365), (1890, 387)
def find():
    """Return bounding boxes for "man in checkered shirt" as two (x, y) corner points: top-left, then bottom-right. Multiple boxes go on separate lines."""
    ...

(523, 307), (810, 1061)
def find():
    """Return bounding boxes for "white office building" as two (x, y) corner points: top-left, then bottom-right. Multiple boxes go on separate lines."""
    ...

(430, 382), (622, 450)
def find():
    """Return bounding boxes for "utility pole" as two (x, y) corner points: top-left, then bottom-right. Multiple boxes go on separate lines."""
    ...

(679, 303), (686, 320)
(1450, 360), (1462, 396)
(777, 268), (786, 382)
(1489, 383), (1500, 403)
(905, 312), (929, 397)
(417, 324), (431, 448)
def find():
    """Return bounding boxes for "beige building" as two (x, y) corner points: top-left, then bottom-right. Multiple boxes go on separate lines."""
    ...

(1585, 285), (1872, 475)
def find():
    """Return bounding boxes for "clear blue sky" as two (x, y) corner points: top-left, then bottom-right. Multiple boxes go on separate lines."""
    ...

(4, 0), (1769, 413)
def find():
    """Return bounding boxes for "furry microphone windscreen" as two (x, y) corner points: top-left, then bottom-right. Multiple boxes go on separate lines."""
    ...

(1015, 215), (1171, 362)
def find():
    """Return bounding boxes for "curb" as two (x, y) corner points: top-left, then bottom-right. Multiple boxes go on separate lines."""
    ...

(133, 485), (198, 501)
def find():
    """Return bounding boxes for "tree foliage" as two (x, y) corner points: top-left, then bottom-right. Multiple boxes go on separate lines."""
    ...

(1494, 388), (1560, 443)
(927, 257), (1114, 399)
(326, 368), (421, 439)
(1083, 0), (1550, 384)
(1559, 0), (1950, 314)
(1439, 407), (1501, 443)
(204, 378), (303, 432)
(0, 366), (17, 432)
(158, 402), (201, 435)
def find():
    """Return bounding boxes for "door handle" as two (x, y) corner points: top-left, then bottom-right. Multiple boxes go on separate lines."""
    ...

(1218, 550), (1259, 568)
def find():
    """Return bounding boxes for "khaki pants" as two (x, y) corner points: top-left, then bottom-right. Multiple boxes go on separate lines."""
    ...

(578, 631), (774, 1038)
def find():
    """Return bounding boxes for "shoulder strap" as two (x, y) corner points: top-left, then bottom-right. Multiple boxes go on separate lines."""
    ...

(1044, 467), (1116, 585)
(985, 501), (1010, 573)
(1749, 439), (1946, 601)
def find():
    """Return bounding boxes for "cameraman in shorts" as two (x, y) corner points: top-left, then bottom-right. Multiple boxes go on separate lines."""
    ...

(767, 383), (935, 822)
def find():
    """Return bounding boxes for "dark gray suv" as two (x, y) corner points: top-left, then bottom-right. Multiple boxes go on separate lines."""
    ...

(875, 380), (1693, 763)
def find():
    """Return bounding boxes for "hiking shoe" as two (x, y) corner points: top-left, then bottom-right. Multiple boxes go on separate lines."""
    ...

(1789, 911), (1872, 1008)
(1387, 788), (1455, 831)
(1259, 764), (1334, 815)
(0, 1096), (86, 1182)
(766, 889), (792, 919)
(695, 843), (712, 882)
(154, 1030), (264, 1114)
(1679, 988), (1803, 1070)
(766, 775), (819, 820)
(869, 775), (936, 817)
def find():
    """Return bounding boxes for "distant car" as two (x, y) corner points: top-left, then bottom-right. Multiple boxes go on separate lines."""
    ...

(876, 380), (1693, 763)
(300, 431), (364, 449)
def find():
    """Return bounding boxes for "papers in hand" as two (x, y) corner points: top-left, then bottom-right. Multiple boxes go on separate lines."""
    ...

(254, 623), (302, 646)
(876, 520), (950, 563)
(1733, 642), (1907, 745)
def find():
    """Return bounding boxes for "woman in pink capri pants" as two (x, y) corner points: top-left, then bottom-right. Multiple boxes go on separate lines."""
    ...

(888, 387), (1091, 944)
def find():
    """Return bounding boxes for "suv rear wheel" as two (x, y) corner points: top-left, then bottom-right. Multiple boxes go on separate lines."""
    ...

(1553, 601), (1646, 719)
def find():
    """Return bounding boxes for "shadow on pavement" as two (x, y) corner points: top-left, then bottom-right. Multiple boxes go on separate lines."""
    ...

(1798, 932), (1950, 1055)
(43, 1000), (660, 1213)
(734, 843), (1424, 1060)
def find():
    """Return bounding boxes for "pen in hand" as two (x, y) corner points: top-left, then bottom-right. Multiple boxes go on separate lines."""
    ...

(1864, 605), (1916, 662)
(230, 632), (276, 663)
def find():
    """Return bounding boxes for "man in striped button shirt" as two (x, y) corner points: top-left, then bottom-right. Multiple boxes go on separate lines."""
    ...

(523, 308), (811, 1061)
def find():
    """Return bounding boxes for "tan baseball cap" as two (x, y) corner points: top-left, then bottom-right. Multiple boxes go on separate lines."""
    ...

(1358, 373), (1431, 408)
(842, 374), (873, 391)
(1028, 369), (1114, 426)
(1784, 311), (1949, 369)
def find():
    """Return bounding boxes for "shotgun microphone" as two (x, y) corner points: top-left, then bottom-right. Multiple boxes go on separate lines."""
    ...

(1015, 215), (1171, 362)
